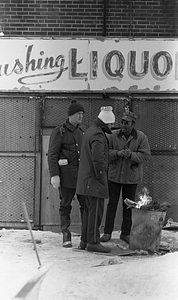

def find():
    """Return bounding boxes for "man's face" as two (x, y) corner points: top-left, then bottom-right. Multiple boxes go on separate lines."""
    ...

(120, 119), (133, 135)
(69, 111), (84, 126)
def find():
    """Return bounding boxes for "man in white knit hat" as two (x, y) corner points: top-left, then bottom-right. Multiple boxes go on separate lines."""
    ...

(76, 106), (115, 253)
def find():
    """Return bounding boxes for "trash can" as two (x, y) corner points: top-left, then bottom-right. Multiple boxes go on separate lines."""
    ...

(129, 208), (166, 252)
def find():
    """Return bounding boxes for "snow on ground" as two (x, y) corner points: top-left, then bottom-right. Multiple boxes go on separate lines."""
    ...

(0, 228), (178, 300)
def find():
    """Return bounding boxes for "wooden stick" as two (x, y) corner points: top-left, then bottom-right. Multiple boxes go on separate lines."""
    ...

(22, 201), (42, 268)
(13, 266), (50, 299)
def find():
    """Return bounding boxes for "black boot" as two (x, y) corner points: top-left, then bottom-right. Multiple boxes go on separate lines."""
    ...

(63, 230), (72, 248)
(60, 214), (72, 247)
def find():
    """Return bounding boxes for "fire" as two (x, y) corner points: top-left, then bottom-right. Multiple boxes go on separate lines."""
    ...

(124, 187), (171, 211)
(136, 187), (152, 208)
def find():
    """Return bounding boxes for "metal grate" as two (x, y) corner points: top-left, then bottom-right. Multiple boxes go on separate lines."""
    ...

(137, 155), (178, 222)
(43, 94), (127, 128)
(0, 156), (35, 222)
(43, 94), (101, 128)
(132, 99), (178, 151)
(0, 96), (41, 152)
(133, 98), (178, 222)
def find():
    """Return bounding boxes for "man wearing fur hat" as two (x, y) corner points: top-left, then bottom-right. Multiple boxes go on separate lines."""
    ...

(76, 106), (115, 253)
(100, 111), (151, 244)
(48, 100), (85, 248)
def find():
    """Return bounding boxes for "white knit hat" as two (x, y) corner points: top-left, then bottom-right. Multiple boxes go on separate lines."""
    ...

(98, 106), (115, 124)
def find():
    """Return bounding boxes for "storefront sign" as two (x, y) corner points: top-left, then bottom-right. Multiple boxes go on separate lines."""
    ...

(0, 38), (178, 92)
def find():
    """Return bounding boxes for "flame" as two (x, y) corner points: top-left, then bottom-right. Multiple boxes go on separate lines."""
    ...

(136, 187), (152, 208)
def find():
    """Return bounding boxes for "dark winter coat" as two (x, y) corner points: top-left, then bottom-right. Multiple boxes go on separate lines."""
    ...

(76, 118), (111, 199)
(108, 128), (151, 184)
(48, 120), (84, 188)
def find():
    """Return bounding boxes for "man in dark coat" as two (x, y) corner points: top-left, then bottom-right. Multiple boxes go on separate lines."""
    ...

(76, 106), (115, 253)
(48, 100), (85, 248)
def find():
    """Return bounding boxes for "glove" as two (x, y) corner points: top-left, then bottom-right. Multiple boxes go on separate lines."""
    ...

(51, 175), (60, 189)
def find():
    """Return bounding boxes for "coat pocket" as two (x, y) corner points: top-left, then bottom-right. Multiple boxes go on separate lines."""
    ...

(128, 164), (139, 183)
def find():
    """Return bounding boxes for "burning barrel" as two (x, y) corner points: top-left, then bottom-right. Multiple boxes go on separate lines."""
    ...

(124, 187), (170, 252)
(129, 208), (166, 252)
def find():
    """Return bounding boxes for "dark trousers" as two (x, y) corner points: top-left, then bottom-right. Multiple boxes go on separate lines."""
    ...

(81, 196), (104, 244)
(59, 187), (85, 233)
(104, 181), (137, 236)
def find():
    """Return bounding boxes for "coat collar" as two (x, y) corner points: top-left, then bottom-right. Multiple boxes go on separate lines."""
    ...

(64, 119), (80, 132)
(118, 127), (138, 139)
(95, 118), (112, 134)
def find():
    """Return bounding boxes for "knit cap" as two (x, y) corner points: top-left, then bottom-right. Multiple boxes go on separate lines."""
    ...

(98, 106), (115, 124)
(68, 100), (85, 116)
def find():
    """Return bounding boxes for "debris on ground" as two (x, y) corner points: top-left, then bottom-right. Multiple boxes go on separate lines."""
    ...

(92, 257), (123, 267)
(163, 218), (178, 230)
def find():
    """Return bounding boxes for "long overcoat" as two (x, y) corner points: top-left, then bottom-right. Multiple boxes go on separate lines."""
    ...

(76, 118), (110, 199)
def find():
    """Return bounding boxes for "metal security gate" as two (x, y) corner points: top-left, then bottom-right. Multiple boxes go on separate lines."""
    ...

(0, 95), (41, 228)
(1, 93), (177, 231)
(43, 94), (126, 129)
(0, 156), (35, 222)
(132, 97), (178, 222)
(0, 93), (126, 231)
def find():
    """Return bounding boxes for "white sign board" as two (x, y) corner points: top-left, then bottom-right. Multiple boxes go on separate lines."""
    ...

(0, 38), (178, 92)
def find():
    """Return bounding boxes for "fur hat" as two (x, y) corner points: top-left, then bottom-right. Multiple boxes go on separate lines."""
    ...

(68, 100), (85, 116)
(122, 111), (137, 122)
(98, 106), (115, 124)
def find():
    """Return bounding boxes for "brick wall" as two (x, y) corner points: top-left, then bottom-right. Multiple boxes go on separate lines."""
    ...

(107, 0), (178, 37)
(0, 0), (177, 37)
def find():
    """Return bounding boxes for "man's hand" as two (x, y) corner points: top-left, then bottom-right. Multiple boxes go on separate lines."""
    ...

(124, 149), (132, 158)
(51, 175), (60, 189)
(117, 149), (132, 159)
(117, 150), (125, 157)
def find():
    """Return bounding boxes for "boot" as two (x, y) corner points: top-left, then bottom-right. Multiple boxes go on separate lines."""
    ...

(120, 234), (130, 244)
(87, 243), (111, 253)
(63, 231), (72, 248)
(78, 240), (87, 250)
(100, 233), (111, 242)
